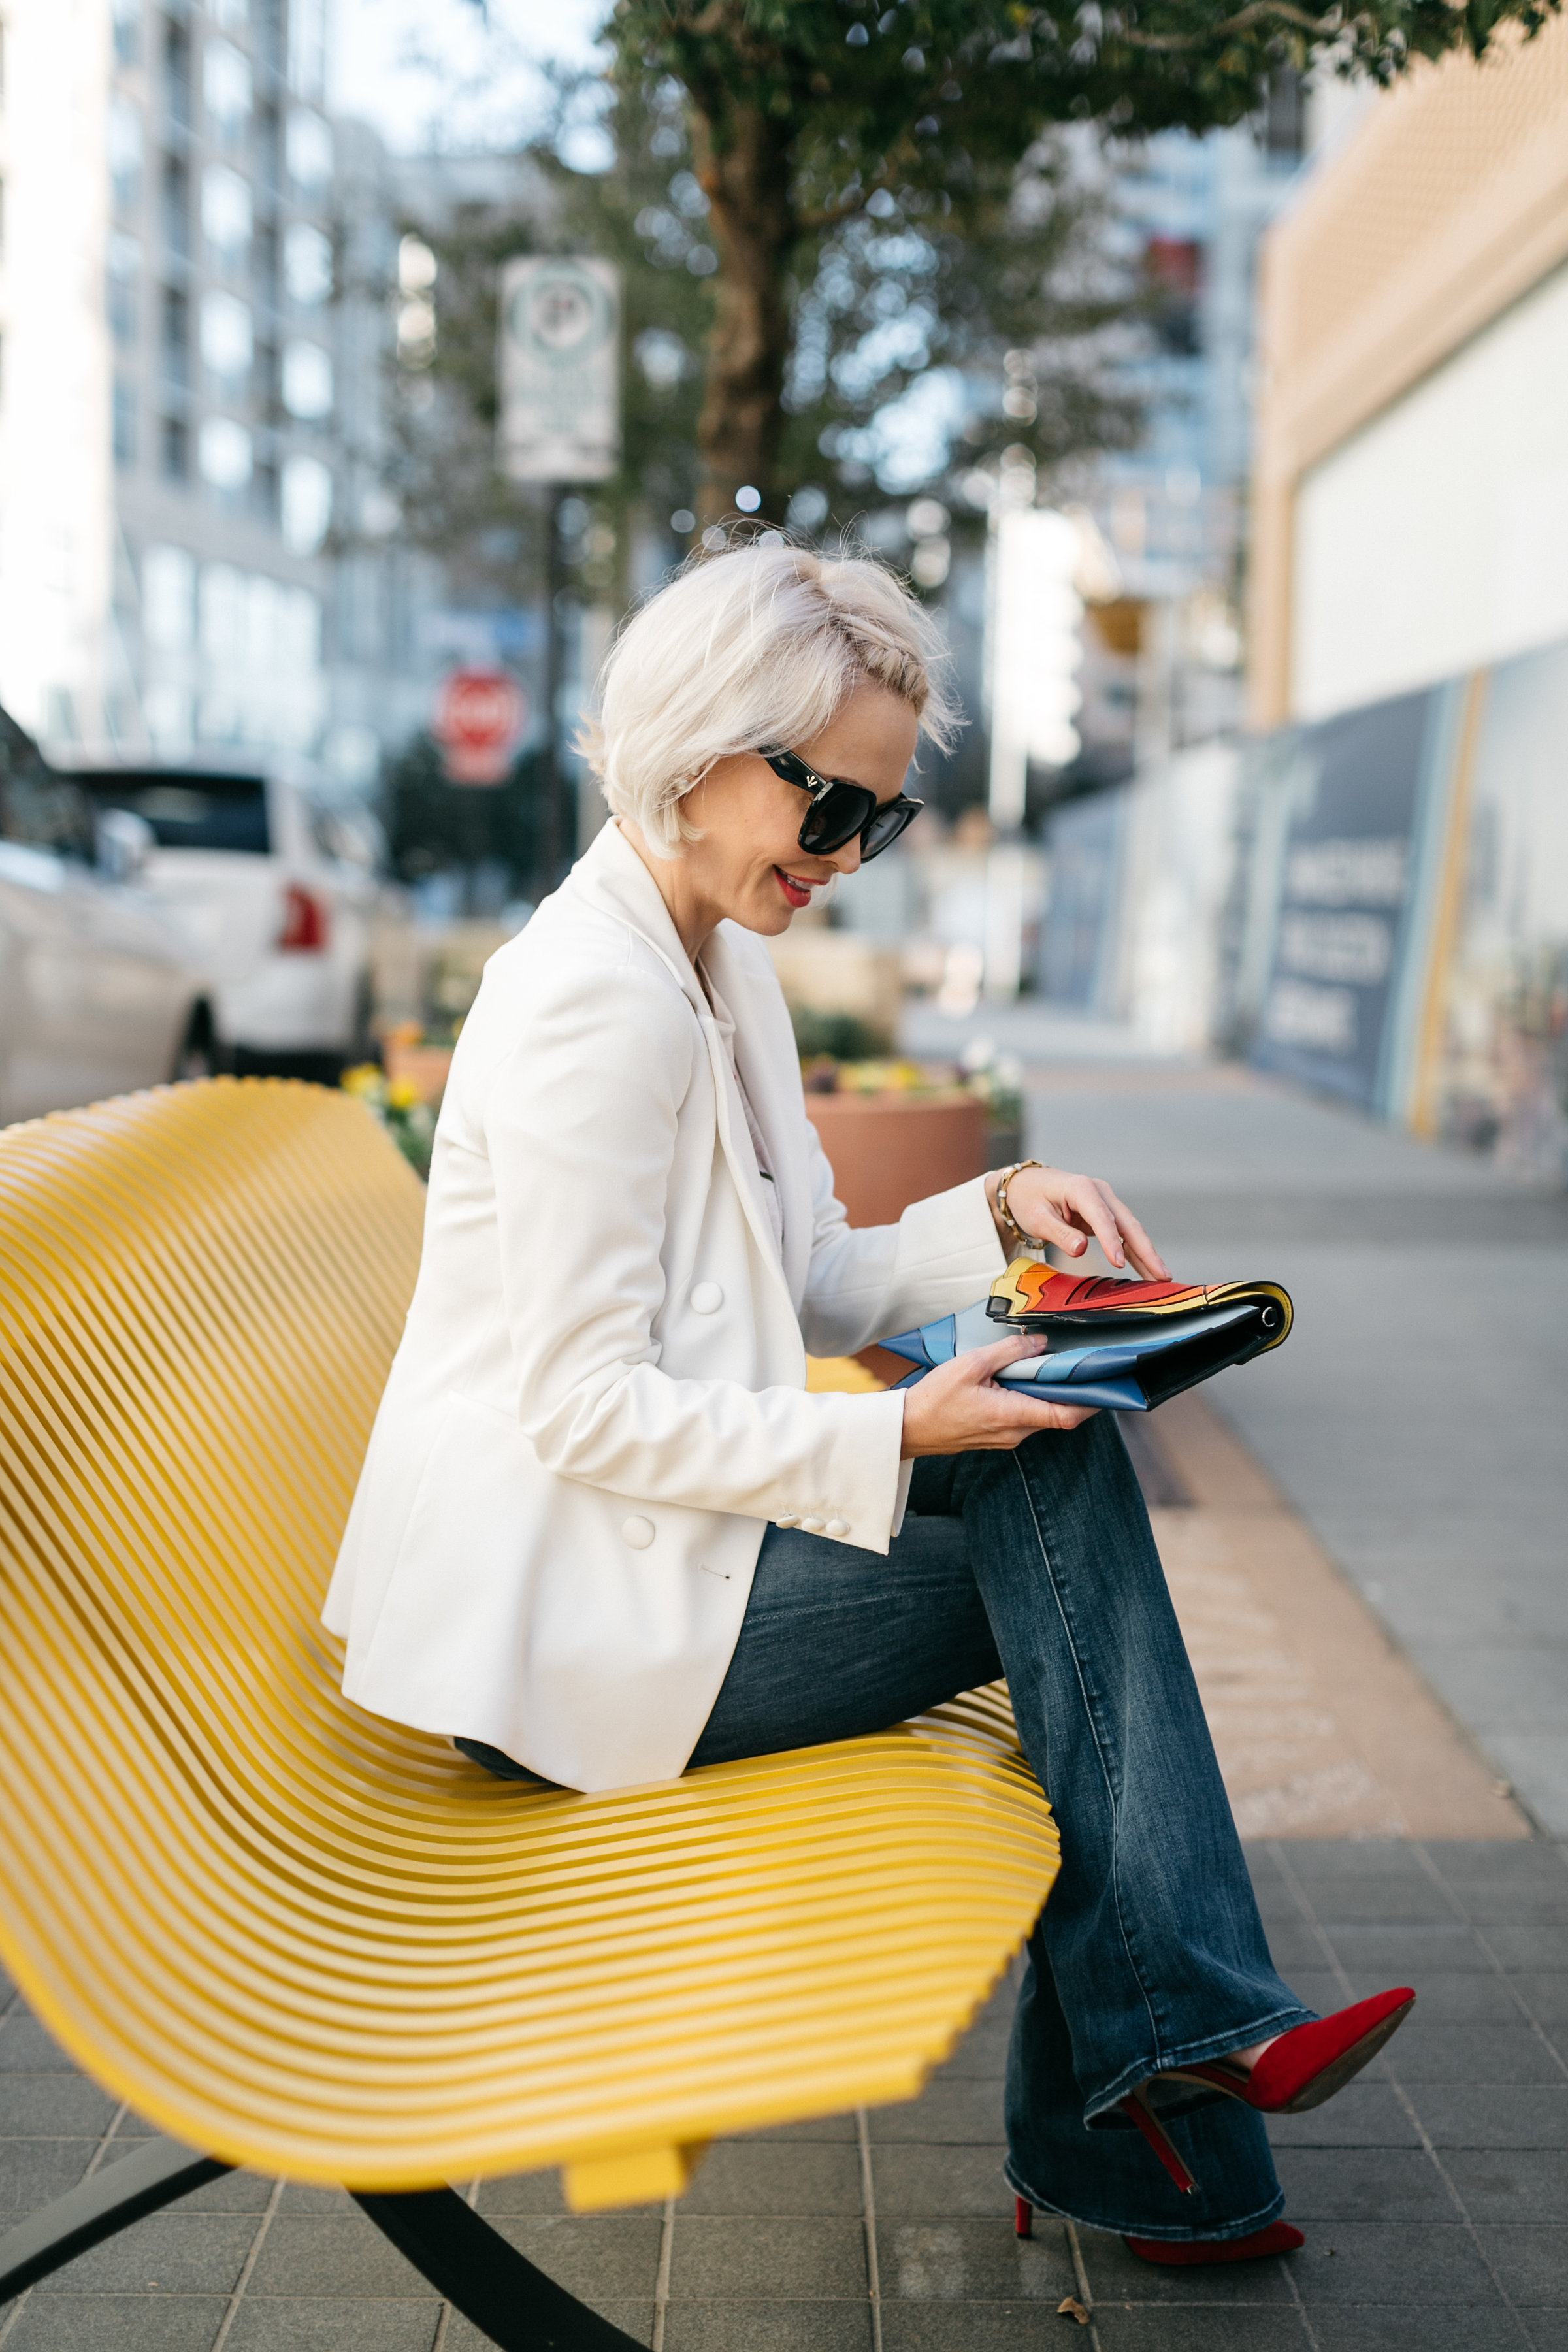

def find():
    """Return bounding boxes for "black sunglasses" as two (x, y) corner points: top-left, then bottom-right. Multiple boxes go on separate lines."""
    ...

(761, 748), (923, 862)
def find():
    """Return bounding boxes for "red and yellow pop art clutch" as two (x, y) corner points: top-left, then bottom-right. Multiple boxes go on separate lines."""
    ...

(878, 1258), (1292, 1413)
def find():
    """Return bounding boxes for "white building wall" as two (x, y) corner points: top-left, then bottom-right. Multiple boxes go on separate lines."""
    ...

(1292, 261), (1568, 721)
(0, 0), (115, 740)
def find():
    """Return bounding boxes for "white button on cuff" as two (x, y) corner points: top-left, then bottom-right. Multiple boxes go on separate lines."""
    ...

(825, 1518), (849, 1536)
(621, 1515), (655, 1549)
(799, 1515), (825, 1532)
(691, 1281), (723, 1314)
(776, 1514), (800, 1527)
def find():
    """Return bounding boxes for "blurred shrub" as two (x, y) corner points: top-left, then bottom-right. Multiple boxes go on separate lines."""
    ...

(790, 1005), (889, 1062)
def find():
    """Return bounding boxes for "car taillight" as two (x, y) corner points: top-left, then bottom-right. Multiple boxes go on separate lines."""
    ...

(277, 883), (329, 952)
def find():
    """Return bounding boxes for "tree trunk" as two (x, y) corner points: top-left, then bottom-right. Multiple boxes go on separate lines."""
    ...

(691, 106), (796, 529)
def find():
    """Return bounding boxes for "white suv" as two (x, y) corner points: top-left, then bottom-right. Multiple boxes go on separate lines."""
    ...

(67, 756), (387, 1077)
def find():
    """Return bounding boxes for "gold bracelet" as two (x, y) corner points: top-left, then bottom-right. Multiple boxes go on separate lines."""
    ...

(995, 1158), (1045, 1249)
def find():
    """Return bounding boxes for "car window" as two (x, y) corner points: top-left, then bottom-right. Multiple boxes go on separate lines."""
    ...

(73, 771), (271, 854)
(304, 794), (385, 872)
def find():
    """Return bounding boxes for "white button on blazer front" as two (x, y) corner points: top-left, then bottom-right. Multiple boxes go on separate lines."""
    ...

(799, 1515), (825, 1532)
(690, 1281), (723, 1314)
(825, 1518), (849, 1536)
(621, 1515), (655, 1549)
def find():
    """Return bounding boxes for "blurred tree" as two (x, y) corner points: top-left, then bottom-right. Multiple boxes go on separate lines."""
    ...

(384, 730), (543, 903)
(399, 54), (1139, 564)
(606, 0), (1560, 521)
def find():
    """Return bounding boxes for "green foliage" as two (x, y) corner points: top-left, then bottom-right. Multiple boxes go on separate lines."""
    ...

(791, 1004), (892, 1059)
(615, 0), (1558, 158)
(384, 729), (549, 896)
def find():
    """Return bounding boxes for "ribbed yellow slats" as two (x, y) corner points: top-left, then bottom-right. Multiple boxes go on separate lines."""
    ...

(0, 1081), (1059, 2203)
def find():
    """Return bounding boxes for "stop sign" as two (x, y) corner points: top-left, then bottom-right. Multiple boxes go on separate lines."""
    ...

(434, 668), (528, 785)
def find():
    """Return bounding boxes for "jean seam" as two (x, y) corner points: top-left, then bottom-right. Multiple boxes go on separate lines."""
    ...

(1007, 1446), (1170, 2069)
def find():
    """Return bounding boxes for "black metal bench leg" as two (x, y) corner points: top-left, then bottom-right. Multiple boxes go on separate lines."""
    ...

(353, 2187), (645, 2352)
(0, 2135), (233, 2302)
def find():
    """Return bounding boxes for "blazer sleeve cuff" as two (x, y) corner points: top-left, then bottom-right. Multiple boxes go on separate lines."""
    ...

(774, 1387), (907, 1556)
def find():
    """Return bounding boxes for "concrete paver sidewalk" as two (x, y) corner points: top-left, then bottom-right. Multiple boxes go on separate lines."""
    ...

(1003, 1043), (1568, 1837)
(3, 1832), (1566, 2349)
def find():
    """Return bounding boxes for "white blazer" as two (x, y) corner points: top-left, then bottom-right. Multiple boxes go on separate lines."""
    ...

(323, 821), (1004, 1792)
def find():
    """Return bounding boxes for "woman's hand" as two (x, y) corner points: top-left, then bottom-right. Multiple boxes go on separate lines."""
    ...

(987, 1163), (1169, 1281)
(900, 1336), (1096, 1460)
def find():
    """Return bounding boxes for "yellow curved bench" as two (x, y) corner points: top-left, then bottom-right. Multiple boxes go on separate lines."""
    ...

(0, 1079), (1059, 2347)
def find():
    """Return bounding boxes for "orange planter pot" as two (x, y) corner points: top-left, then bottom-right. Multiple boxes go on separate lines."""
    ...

(804, 1091), (989, 1227)
(382, 1041), (455, 1106)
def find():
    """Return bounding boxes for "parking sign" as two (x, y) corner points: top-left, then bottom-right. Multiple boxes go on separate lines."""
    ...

(497, 257), (621, 485)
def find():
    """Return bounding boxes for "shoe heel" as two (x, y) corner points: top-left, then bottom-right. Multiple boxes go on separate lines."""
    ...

(1015, 2195), (1033, 2239)
(1120, 2090), (1199, 2195)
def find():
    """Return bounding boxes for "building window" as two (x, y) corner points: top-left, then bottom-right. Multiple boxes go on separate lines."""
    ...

(285, 108), (333, 193)
(252, 454), (280, 526)
(161, 414), (189, 481)
(110, 99), (144, 216)
(252, 221), (280, 311)
(201, 163), (253, 262)
(164, 17), (193, 133)
(161, 283), (190, 387)
(284, 221), (332, 307)
(287, 0), (327, 101)
(281, 338), (331, 419)
(107, 234), (142, 344)
(253, 337), (279, 419)
(142, 543), (196, 649)
(255, 101), (282, 198)
(113, 380), (138, 469)
(161, 153), (190, 263)
(203, 38), (252, 146)
(200, 288), (253, 384)
(198, 415), (253, 495)
(280, 452), (331, 553)
(112, 0), (142, 67)
(1260, 69), (1305, 163)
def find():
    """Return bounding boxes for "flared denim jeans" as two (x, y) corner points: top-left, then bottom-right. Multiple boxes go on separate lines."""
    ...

(688, 1413), (1314, 2242)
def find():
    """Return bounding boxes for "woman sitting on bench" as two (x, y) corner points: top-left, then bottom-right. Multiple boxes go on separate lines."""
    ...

(325, 542), (1413, 2264)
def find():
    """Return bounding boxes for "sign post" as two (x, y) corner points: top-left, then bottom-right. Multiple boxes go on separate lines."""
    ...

(496, 258), (622, 896)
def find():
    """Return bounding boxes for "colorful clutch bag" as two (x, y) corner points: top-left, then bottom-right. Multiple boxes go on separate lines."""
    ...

(878, 1258), (1293, 1413)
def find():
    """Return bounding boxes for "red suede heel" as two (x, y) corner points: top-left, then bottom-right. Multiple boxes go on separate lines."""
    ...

(1166, 1987), (1416, 2115)
(1126, 2221), (1305, 2266)
(1121, 1986), (1416, 2195)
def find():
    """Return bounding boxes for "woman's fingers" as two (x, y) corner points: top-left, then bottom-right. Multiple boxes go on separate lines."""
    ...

(1006, 1166), (1172, 1283)
(1097, 1186), (1170, 1282)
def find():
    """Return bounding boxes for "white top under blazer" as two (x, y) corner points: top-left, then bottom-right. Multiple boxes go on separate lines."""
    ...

(323, 819), (1005, 1792)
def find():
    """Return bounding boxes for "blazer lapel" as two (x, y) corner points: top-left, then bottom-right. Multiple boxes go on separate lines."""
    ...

(702, 923), (815, 1309)
(566, 828), (798, 1302)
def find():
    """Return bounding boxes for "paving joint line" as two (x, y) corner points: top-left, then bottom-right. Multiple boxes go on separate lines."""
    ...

(649, 2191), (676, 2352)
(855, 2108), (883, 2352)
(1408, 1840), (1568, 2081)
(1062, 2217), (1103, 2350)
(0, 2096), (131, 2347)
(210, 2174), (284, 2352)
(1267, 1838), (1539, 2352)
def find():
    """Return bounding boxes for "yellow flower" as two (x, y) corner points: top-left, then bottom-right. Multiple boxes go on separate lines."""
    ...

(385, 1077), (420, 1111)
(342, 1064), (384, 1099)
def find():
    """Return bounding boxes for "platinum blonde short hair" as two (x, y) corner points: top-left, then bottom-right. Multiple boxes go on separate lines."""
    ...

(581, 542), (960, 857)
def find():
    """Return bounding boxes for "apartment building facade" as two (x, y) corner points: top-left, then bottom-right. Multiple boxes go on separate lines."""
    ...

(0, 0), (426, 784)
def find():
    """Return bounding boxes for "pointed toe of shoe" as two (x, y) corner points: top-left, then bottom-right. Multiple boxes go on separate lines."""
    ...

(1250, 1986), (1416, 2113)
